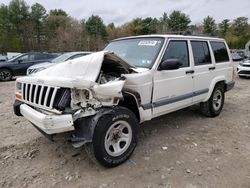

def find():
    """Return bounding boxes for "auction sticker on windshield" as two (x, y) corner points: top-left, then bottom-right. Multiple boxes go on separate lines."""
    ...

(138, 40), (159, 46)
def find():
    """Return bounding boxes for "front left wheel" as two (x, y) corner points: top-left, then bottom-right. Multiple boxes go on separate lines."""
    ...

(0, 68), (13, 81)
(86, 107), (138, 168)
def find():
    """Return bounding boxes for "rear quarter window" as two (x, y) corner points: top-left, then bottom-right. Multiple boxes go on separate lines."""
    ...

(210, 42), (229, 63)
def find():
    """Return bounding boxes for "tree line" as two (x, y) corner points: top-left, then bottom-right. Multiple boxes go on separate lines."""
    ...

(0, 0), (250, 54)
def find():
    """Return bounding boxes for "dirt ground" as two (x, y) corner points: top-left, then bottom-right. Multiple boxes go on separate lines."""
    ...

(1, 70), (250, 188)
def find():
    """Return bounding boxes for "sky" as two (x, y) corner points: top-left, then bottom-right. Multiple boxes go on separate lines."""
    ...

(1, 0), (250, 25)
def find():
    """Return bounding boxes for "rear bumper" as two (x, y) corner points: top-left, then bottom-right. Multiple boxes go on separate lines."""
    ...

(20, 104), (74, 134)
(226, 81), (235, 92)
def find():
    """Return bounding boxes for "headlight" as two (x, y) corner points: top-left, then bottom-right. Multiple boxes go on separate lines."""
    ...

(35, 67), (46, 73)
(16, 82), (22, 91)
(15, 82), (23, 100)
(28, 67), (46, 75)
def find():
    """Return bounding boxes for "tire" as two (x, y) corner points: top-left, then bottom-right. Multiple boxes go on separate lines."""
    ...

(200, 83), (225, 117)
(0, 68), (13, 81)
(86, 106), (138, 168)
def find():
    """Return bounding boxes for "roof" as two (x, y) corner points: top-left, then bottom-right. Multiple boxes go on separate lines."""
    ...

(112, 34), (224, 42)
(63, 51), (92, 55)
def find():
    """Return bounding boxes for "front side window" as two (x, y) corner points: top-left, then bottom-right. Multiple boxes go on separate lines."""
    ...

(104, 37), (164, 68)
(17, 54), (35, 62)
(191, 41), (212, 66)
(210, 42), (229, 63)
(162, 40), (189, 67)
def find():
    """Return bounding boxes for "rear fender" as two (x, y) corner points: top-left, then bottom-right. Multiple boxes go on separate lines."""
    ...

(203, 76), (226, 102)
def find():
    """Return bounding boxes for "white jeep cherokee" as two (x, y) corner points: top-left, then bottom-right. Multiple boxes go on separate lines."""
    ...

(14, 35), (235, 167)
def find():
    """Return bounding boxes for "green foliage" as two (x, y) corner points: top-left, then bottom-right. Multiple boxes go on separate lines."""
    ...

(203, 16), (216, 35)
(0, 4), (10, 53)
(85, 15), (107, 50)
(218, 19), (230, 36)
(158, 12), (168, 33)
(166, 11), (191, 32)
(30, 3), (47, 49)
(49, 9), (67, 17)
(128, 17), (158, 35)
(8, 0), (29, 26)
(231, 17), (248, 36)
(85, 15), (107, 38)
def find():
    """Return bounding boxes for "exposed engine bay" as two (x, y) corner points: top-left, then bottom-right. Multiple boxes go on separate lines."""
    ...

(70, 53), (132, 119)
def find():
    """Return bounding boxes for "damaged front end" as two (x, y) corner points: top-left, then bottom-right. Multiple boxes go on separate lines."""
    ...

(14, 51), (135, 145)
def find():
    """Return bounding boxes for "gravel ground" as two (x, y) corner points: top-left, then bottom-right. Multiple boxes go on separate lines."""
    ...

(0, 71), (250, 188)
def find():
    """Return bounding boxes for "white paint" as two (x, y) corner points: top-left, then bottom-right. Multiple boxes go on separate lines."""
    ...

(15, 35), (234, 135)
(20, 104), (74, 134)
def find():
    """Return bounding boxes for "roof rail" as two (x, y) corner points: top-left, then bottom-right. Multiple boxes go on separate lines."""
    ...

(164, 31), (219, 38)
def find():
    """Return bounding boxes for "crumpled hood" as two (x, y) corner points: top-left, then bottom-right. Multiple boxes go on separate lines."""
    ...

(17, 51), (134, 89)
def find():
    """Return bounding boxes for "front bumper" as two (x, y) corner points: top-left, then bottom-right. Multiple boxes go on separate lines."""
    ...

(237, 65), (250, 76)
(20, 104), (74, 134)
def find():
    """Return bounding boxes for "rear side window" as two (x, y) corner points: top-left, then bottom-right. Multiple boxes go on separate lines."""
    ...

(162, 40), (189, 67)
(191, 41), (212, 66)
(35, 54), (48, 60)
(210, 42), (229, 63)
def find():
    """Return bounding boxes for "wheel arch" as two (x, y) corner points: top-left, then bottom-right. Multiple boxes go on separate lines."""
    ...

(0, 67), (14, 75)
(204, 76), (226, 102)
(118, 91), (141, 122)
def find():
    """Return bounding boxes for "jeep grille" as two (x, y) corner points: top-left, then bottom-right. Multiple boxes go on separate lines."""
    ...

(22, 83), (60, 110)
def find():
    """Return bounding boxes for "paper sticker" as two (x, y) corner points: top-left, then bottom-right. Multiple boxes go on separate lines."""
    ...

(138, 40), (158, 46)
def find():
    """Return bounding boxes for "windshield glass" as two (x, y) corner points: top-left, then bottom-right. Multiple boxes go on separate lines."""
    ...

(104, 37), (164, 68)
(51, 53), (75, 63)
(8, 54), (23, 62)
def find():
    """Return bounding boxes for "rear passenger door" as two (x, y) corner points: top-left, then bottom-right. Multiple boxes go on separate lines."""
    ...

(191, 40), (214, 103)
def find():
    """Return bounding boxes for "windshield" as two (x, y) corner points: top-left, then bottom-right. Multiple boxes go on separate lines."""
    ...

(104, 37), (164, 68)
(51, 53), (75, 63)
(8, 54), (23, 62)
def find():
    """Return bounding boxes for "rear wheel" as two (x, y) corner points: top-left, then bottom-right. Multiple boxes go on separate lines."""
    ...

(200, 83), (225, 117)
(0, 69), (13, 81)
(85, 107), (138, 167)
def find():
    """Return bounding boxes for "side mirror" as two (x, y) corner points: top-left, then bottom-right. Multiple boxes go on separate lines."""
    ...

(158, 59), (181, 70)
(18, 59), (23, 63)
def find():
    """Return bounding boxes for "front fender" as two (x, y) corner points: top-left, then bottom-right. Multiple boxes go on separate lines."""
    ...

(203, 76), (226, 102)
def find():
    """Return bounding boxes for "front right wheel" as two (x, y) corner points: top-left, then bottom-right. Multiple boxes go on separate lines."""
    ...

(200, 83), (225, 117)
(85, 107), (138, 168)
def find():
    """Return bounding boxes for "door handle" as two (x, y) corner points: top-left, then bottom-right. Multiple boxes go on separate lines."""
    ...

(209, 67), (216, 70)
(186, 70), (195, 74)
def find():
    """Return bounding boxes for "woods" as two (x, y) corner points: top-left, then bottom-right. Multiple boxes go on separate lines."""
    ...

(0, 0), (250, 54)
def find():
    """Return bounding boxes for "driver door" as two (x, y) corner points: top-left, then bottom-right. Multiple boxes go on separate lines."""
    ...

(13, 54), (35, 75)
(152, 39), (194, 118)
